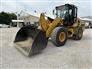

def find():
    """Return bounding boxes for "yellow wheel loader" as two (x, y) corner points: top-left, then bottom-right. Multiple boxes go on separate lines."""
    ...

(14, 4), (84, 56)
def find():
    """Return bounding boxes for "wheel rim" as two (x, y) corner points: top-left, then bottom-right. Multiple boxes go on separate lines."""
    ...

(59, 32), (65, 42)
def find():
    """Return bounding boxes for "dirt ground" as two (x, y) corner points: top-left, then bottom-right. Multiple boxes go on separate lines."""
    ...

(0, 28), (92, 69)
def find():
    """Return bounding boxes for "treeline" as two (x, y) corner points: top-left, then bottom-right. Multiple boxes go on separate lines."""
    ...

(0, 12), (17, 25)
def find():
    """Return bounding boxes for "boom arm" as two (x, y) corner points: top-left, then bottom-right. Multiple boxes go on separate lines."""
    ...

(39, 13), (63, 38)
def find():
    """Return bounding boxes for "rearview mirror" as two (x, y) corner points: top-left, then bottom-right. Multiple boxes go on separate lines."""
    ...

(53, 10), (55, 15)
(53, 9), (57, 16)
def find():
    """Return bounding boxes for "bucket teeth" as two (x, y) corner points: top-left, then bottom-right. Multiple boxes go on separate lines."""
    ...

(14, 25), (47, 56)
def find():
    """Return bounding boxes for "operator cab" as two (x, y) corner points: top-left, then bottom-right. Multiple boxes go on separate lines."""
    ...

(55, 4), (77, 26)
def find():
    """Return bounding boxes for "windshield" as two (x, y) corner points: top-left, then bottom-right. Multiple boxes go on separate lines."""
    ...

(56, 6), (68, 18)
(57, 10), (68, 18)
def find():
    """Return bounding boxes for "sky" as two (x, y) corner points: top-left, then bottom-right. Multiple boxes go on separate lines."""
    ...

(0, 0), (92, 17)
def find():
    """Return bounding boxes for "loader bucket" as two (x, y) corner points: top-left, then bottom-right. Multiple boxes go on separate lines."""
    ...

(14, 25), (47, 56)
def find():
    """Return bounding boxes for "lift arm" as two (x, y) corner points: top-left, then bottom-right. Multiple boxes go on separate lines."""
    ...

(39, 13), (63, 37)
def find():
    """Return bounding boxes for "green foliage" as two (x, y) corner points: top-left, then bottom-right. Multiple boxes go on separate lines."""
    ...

(0, 12), (17, 25)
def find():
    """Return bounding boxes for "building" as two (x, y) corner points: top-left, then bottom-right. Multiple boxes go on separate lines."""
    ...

(12, 11), (40, 27)
(11, 20), (24, 27)
(80, 17), (92, 28)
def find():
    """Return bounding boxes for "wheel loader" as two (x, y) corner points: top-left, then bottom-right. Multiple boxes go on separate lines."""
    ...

(14, 4), (84, 56)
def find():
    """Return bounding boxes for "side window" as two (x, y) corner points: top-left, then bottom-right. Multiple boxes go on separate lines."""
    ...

(69, 9), (72, 15)
(75, 8), (77, 17)
(57, 10), (61, 17)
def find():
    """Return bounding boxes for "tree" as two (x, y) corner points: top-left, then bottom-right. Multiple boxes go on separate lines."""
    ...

(0, 12), (17, 25)
(9, 13), (17, 20)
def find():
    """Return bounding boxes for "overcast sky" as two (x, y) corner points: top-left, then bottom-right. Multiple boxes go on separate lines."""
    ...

(0, 0), (92, 17)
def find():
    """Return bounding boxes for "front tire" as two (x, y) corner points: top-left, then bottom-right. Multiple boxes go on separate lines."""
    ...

(73, 27), (83, 40)
(51, 27), (67, 47)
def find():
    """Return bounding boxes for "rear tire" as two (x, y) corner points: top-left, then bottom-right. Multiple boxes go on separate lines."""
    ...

(73, 27), (83, 40)
(51, 27), (67, 47)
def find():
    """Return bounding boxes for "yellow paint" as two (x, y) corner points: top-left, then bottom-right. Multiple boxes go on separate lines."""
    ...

(39, 13), (49, 32)
(46, 18), (62, 37)
(59, 32), (65, 42)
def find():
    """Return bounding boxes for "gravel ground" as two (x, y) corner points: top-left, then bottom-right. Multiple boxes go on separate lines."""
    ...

(0, 28), (92, 69)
